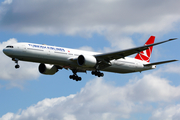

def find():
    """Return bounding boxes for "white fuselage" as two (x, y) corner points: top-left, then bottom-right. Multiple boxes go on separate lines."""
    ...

(3, 42), (155, 74)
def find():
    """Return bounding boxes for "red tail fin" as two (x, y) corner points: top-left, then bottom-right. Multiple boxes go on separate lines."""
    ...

(135, 36), (155, 62)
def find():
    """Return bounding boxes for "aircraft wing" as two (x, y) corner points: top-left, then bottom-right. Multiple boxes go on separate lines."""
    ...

(94, 38), (177, 61)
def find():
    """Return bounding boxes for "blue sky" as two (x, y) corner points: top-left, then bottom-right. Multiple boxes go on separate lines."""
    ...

(0, 0), (180, 120)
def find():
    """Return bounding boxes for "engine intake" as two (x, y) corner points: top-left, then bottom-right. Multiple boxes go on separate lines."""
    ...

(38, 63), (58, 75)
(77, 55), (97, 67)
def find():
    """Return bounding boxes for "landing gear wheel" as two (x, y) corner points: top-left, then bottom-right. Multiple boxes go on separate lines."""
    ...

(74, 76), (81, 81)
(100, 73), (104, 77)
(15, 65), (20, 69)
(69, 75), (73, 79)
(69, 75), (82, 81)
(91, 71), (95, 75)
(77, 77), (82, 81)
(92, 70), (104, 77)
(73, 75), (77, 80)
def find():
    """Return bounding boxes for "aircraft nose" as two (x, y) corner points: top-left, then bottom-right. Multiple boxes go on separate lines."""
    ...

(3, 48), (7, 54)
(3, 45), (15, 56)
(3, 48), (11, 55)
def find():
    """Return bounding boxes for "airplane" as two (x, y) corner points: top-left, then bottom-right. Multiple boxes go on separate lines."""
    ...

(3, 36), (178, 81)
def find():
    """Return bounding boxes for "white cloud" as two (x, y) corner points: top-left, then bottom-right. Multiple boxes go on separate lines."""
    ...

(126, 74), (180, 102)
(0, 113), (14, 120)
(2, 0), (13, 5)
(161, 63), (180, 74)
(150, 105), (180, 120)
(78, 46), (94, 52)
(0, 39), (40, 89)
(1, 72), (180, 120)
(151, 63), (180, 76)
(0, 0), (180, 49)
(110, 36), (135, 50)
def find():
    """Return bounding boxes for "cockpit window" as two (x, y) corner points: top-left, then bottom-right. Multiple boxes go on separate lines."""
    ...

(6, 46), (14, 48)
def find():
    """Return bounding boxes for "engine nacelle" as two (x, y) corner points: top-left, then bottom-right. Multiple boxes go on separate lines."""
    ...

(38, 63), (58, 75)
(77, 55), (97, 67)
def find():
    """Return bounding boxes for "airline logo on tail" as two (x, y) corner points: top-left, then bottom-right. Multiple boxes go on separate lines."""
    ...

(135, 36), (155, 62)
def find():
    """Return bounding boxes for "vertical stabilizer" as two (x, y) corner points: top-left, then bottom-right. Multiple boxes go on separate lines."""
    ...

(135, 36), (155, 62)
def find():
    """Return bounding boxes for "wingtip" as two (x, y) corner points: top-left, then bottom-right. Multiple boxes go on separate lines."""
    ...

(170, 59), (178, 62)
(169, 38), (178, 41)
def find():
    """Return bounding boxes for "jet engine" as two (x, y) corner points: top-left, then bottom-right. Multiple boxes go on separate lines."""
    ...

(38, 63), (58, 75)
(77, 55), (97, 67)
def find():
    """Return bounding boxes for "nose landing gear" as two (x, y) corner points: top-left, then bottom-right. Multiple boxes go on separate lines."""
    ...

(12, 58), (20, 69)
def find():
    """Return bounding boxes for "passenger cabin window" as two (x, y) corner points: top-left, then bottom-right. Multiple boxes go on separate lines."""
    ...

(6, 46), (14, 48)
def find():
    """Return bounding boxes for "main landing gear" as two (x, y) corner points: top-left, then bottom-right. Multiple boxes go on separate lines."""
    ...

(69, 75), (82, 81)
(69, 70), (82, 81)
(12, 58), (20, 69)
(91, 70), (104, 77)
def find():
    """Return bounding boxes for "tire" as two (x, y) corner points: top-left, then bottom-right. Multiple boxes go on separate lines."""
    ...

(100, 73), (104, 77)
(69, 75), (73, 79)
(91, 71), (95, 75)
(15, 65), (20, 69)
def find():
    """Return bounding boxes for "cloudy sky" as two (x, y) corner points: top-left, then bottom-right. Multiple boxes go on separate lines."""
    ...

(0, 0), (180, 119)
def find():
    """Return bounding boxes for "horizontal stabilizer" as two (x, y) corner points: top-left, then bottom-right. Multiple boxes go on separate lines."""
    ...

(144, 60), (178, 66)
